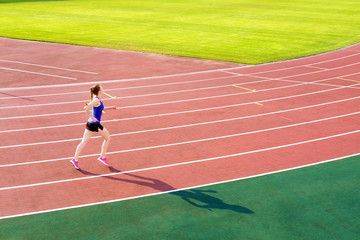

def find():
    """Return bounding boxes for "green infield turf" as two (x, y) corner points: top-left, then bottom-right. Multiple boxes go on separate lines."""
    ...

(0, 0), (359, 64)
(1, 155), (359, 240)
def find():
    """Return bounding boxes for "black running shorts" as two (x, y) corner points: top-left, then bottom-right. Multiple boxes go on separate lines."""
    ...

(86, 122), (104, 132)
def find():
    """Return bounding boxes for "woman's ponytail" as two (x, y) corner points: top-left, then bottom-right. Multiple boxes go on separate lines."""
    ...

(90, 86), (94, 101)
(90, 84), (101, 101)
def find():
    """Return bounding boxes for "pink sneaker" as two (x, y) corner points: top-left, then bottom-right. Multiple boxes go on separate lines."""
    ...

(98, 156), (109, 166)
(70, 159), (79, 169)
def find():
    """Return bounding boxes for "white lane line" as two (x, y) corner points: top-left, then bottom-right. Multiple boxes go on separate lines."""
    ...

(308, 66), (328, 70)
(0, 83), (359, 132)
(0, 78), (272, 110)
(1, 129), (359, 191)
(1, 109), (359, 167)
(0, 122), (85, 133)
(1, 50), (358, 92)
(221, 70), (242, 75)
(0, 110), (84, 120)
(0, 67), (77, 80)
(0, 97), (112, 110)
(0, 152), (358, 220)
(0, 59), (98, 74)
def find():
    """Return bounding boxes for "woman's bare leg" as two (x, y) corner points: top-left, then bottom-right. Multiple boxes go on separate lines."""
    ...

(74, 129), (93, 160)
(98, 127), (111, 158)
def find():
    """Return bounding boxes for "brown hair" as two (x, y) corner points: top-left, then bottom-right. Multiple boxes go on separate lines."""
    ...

(90, 84), (101, 101)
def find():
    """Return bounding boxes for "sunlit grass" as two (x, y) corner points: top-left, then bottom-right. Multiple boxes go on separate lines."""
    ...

(1, 0), (359, 63)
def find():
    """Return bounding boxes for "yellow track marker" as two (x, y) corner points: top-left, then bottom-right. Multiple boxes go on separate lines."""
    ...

(254, 102), (263, 106)
(103, 91), (116, 99)
(84, 101), (105, 113)
(337, 77), (360, 83)
(232, 85), (256, 92)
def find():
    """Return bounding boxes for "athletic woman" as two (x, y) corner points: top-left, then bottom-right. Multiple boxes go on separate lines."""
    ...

(70, 84), (112, 169)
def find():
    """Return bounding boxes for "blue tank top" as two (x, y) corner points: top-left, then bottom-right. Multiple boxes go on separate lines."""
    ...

(88, 97), (104, 124)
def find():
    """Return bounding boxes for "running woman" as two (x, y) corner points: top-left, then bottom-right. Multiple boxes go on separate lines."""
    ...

(70, 84), (113, 169)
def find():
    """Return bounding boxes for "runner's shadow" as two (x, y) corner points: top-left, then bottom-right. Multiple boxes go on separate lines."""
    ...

(79, 167), (254, 214)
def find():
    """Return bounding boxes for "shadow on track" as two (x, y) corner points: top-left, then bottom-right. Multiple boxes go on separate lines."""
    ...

(79, 166), (254, 214)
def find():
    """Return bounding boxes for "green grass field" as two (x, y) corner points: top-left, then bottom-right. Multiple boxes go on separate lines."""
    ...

(1, 155), (359, 240)
(1, 0), (360, 63)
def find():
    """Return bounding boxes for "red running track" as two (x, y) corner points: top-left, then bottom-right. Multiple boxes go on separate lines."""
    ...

(0, 38), (360, 219)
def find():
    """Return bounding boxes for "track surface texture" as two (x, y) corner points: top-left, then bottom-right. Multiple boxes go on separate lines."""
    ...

(0, 37), (359, 219)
